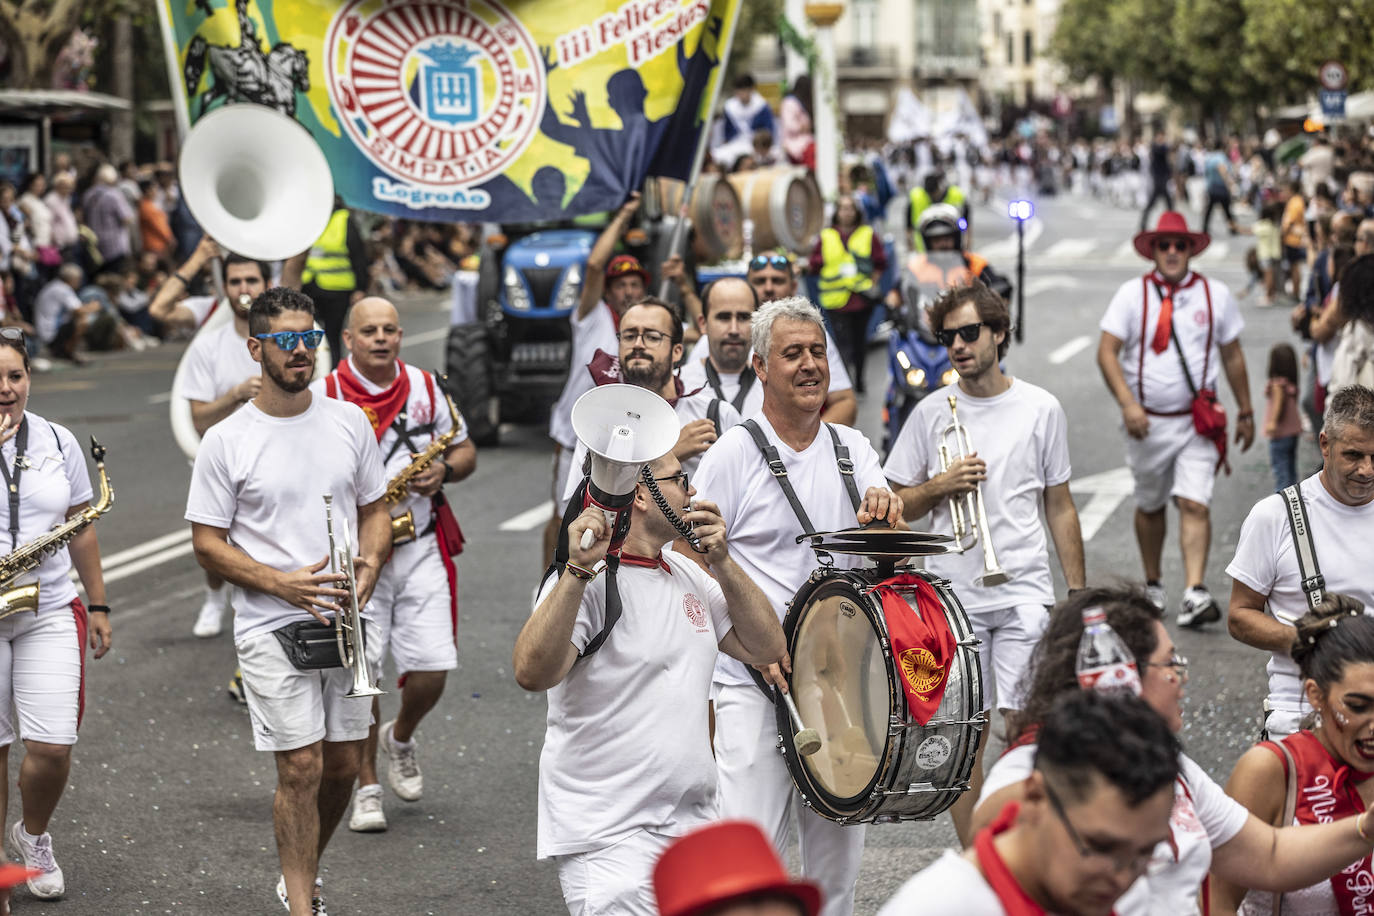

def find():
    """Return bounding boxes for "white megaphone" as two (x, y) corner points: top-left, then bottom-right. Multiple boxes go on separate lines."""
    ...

(570, 385), (681, 550)
(179, 103), (335, 261)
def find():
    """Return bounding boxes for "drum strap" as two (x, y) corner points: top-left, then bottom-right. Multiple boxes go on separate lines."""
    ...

(741, 420), (862, 537)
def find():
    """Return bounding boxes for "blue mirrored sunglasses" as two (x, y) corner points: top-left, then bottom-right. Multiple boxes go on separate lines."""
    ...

(254, 329), (325, 351)
(749, 254), (791, 271)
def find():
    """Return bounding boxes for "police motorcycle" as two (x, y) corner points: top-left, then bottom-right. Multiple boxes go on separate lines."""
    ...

(882, 203), (1012, 456)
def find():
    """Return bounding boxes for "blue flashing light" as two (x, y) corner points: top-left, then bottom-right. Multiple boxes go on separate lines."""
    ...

(1008, 200), (1034, 221)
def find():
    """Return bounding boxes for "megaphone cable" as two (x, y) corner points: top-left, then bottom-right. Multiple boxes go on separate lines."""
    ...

(639, 466), (705, 554)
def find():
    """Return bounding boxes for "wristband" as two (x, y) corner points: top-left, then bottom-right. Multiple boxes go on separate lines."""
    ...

(443, 463), (456, 484)
(1237, 411), (1254, 420)
(564, 562), (597, 581)
(173, 273), (191, 286)
(88, 604), (110, 615)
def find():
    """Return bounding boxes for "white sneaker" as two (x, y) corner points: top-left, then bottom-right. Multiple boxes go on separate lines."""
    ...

(191, 593), (223, 638)
(276, 875), (326, 914)
(348, 785), (387, 832)
(383, 721), (423, 801)
(9, 822), (63, 900)
(1145, 581), (1166, 611)
(1178, 586), (1221, 629)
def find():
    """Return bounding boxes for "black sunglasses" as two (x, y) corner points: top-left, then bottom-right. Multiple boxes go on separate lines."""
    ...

(936, 322), (986, 347)
(1154, 238), (1190, 253)
(749, 254), (791, 272)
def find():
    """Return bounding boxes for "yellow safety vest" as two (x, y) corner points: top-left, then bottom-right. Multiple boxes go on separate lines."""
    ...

(817, 225), (875, 310)
(908, 185), (967, 252)
(301, 209), (356, 291)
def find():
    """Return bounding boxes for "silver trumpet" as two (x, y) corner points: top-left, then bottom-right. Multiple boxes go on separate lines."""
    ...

(937, 395), (1011, 587)
(324, 495), (384, 698)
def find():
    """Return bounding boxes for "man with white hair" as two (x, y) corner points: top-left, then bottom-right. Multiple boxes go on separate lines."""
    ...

(32, 265), (101, 363)
(694, 296), (903, 916)
(81, 164), (134, 272)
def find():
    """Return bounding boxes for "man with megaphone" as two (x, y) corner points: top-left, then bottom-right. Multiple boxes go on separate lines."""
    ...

(515, 422), (786, 916)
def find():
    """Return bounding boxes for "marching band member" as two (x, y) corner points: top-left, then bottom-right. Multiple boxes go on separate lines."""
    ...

(975, 588), (1374, 915)
(883, 280), (1085, 844)
(0, 328), (112, 904)
(693, 296), (903, 916)
(311, 297), (476, 833)
(177, 254), (270, 648)
(148, 234), (250, 333)
(515, 448), (785, 916)
(186, 288), (389, 916)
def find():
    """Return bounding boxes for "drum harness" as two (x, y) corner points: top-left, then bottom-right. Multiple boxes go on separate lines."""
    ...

(741, 419), (862, 703)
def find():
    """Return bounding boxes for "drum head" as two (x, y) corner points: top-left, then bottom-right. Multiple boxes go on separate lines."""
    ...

(786, 577), (892, 808)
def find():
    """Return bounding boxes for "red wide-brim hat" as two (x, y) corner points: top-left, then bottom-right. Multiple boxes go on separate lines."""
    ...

(654, 821), (822, 916)
(1133, 210), (1210, 259)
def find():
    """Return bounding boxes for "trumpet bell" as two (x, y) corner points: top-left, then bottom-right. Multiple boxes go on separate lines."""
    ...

(179, 104), (335, 261)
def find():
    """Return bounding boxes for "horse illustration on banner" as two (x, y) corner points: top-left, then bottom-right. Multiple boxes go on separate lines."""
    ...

(182, 0), (310, 117)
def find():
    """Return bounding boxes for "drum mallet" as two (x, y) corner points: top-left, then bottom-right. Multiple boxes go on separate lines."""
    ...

(781, 691), (822, 757)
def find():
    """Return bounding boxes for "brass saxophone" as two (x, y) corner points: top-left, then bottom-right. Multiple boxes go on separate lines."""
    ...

(384, 384), (465, 545)
(0, 438), (114, 619)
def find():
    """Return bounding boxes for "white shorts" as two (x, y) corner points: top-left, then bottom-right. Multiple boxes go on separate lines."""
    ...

(967, 604), (1048, 712)
(235, 629), (379, 752)
(1124, 413), (1218, 511)
(369, 532), (458, 680)
(0, 601), (85, 746)
(554, 828), (673, 916)
(551, 443), (574, 516)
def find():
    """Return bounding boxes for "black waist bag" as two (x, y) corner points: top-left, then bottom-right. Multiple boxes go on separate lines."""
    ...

(271, 619), (365, 671)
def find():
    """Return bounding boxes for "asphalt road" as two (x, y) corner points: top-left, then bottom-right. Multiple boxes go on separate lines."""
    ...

(7, 185), (1294, 915)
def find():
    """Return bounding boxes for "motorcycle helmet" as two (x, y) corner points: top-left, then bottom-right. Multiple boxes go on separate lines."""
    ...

(918, 202), (964, 250)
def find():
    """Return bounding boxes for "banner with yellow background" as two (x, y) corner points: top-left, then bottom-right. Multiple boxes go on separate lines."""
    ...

(160, 0), (740, 222)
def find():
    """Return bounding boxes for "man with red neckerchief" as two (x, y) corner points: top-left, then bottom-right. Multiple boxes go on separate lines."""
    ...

(311, 297), (477, 834)
(878, 691), (1179, 916)
(1097, 211), (1254, 630)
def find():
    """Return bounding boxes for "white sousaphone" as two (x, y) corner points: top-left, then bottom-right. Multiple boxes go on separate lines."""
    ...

(170, 103), (337, 460)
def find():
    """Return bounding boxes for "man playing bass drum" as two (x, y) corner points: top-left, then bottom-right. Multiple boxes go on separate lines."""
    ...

(312, 297), (476, 833)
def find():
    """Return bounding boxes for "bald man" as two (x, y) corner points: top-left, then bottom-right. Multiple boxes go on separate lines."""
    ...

(312, 297), (477, 833)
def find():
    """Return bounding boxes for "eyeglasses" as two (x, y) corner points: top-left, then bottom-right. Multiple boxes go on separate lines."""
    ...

(1154, 238), (1190, 254)
(1043, 778), (1156, 875)
(618, 329), (670, 346)
(936, 322), (986, 347)
(653, 471), (689, 490)
(1145, 653), (1189, 678)
(254, 329), (325, 351)
(749, 254), (791, 272)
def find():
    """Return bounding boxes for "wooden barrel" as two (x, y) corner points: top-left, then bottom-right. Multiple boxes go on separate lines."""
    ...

(727, 166), (824, 254)
(657, 175), (744, 263)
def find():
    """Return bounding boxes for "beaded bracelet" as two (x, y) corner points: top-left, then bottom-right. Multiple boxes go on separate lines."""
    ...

(564, 561), (597, 581)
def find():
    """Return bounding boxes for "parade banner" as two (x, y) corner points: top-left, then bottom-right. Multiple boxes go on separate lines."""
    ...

(159, 0), (740, 222)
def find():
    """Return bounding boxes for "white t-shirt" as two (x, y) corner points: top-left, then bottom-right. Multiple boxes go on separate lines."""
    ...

(548, 303), (618, 449)
(684, 322), (855, 403)
(883, 380), (1071, 613)
(1100, 271), (1243, 414)
(310, 360), (464, 535)
(534, 550), (733, 858)
(979, 745), (1249, 916)
(33, 281), (81, 345)
(558, 387), (743, 514)
(694, 415), (887, 687)
(876, 850), (1005, 915)
(183, 295), (218, 328)
(179, 320), (258, 403)
(1226, 473), (1374, 715)
(0, 415), (92, 613)
(679, 358), (765, 419)
(184, 396), (387, 642)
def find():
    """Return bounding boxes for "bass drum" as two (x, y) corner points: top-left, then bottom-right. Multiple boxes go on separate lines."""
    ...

(775, 567), (982, 824)
(727, 166), (823, 254)
(169, 299), (332, 461)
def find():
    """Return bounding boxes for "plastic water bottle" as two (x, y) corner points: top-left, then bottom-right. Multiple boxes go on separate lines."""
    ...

(1076, 607), (1142, 695)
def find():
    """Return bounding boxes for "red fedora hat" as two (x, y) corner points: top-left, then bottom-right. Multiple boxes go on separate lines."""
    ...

(654, 821), (822, 916)
(1133, 210), (1210, 259)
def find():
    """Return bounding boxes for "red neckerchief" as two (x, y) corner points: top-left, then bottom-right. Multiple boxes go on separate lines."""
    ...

(329, 359), (411, 441)
(1264, 730), (1374, 914)
(974, 801), (1120, 916)
(618, 551), (671, 573)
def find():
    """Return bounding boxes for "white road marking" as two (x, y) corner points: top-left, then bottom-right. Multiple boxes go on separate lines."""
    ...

(1042, 238), (1097, 260)
(500, 500), (554, 531)
(1070, 466), (1135, 542)
(1196, 241), (1230, 261)
(103, 541), (197, 585)
(402, 327), (449, 347)
(980, 217), (1044, 261)
(102, 529), (192, 568)
(1048, 335), (1092, 364)
(147, 391), (172, 404)
(1024, 274), (1081, 299)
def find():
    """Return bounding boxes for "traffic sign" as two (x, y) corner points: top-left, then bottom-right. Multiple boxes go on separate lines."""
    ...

(1321, 89), (1347, 120)
(1320, 60), (1349, 91)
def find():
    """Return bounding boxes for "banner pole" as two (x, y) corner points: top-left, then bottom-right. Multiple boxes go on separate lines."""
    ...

(154, 0), (192, 142)
(657, 0), (744, 298)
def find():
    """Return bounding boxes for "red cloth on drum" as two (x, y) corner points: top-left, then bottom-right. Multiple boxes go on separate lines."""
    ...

(326, 358), (412, 441)
(870, 573), (956, 726)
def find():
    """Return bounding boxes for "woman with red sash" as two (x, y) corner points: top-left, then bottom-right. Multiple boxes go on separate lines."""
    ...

(974, 587), (1374, 916)
(1213, 595), (1374, 915)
